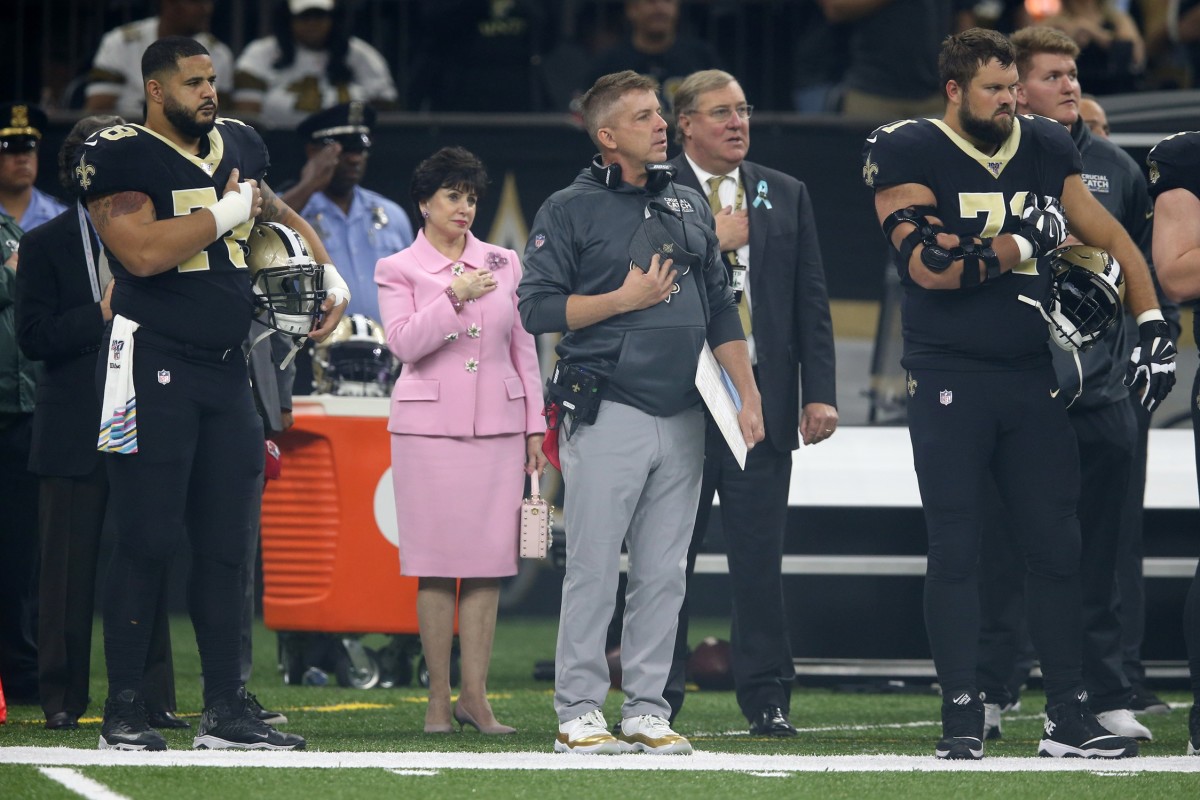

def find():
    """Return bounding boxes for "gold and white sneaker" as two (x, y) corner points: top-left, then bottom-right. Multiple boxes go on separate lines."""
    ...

(615, 714), (693, 754)
(555, 710), (623, 754)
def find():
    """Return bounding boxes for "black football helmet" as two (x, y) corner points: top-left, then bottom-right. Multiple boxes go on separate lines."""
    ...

(246, 222), (325, 336)
(1043, 245), (1124, 351)
(312, 313), (398, 396)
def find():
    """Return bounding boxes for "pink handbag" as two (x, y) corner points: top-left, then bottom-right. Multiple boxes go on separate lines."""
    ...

(520, 471), (550, 559)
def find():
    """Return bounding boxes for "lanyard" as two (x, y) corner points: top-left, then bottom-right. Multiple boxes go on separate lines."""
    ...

(78, 201), (100, 302)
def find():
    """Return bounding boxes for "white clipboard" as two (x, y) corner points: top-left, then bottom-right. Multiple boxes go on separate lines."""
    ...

(695, 341), (748, 469)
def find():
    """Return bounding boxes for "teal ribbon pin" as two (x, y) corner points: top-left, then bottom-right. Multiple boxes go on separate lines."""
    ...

(753, 180), (772, 209)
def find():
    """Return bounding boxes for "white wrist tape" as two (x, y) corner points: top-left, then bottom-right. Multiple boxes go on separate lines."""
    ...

(323, 263), (350, 307)
(326, 287), (348, 308)
(1012, 235), (1034, 262)
(209, 182), (254, 236)
(1135, 308), (1165, 326)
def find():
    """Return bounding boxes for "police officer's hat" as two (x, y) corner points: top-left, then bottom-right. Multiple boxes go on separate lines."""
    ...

(0, 103), (47, 153)
(297, 102), (375, 152)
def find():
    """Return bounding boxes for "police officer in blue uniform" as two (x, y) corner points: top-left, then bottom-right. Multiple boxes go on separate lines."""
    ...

(0, 103), (66, 233)
(283, 101), (413, 325)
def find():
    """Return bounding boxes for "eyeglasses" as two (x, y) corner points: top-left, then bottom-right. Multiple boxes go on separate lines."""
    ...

(689, 104), (753, 123)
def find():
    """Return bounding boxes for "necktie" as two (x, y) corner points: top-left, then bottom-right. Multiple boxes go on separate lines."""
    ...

(705, 175), (751, 337)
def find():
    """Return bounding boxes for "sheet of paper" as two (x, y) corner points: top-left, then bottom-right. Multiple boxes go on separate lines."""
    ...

(695, 341), (747, 469)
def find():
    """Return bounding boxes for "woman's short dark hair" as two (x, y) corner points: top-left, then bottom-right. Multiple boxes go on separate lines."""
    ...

(409, 147), (489, 222)
(59, 115), (125, 196)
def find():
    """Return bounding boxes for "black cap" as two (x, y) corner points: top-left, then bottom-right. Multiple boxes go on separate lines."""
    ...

(628, 200), (701, 273)
(297, 102), (375, 151)
(0, 102), (47, 153)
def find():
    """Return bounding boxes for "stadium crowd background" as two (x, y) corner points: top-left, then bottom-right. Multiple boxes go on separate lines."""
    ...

(4, 0), (1200, 119)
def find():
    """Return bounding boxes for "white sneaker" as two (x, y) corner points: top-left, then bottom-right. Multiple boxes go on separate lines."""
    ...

(983, 702), (1003, 740)
(555, 710), (623, 754)
(615, 714), (693, 754)
(1095, 708), (1152, 741)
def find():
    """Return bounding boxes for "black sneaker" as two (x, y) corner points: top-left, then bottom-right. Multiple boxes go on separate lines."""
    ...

(1188, 704), (1199, 756)
(246, 691), (288, 726)
(99, 689), (168, 751)
(935, 691), (984, 760)
(193, 688), (306, 750)
(1128, 685), (1171, 716)
(1038, 692), (1138, 758)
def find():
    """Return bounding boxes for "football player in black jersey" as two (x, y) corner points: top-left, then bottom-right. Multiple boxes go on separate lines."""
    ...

(863, 28), (1175, 760)
(80, 36), (347, 751)
(1146, 130), (1200, 755)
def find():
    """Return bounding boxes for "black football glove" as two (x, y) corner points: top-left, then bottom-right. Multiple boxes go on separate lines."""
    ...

(1124, 319), (1177, 411)
(1017, 194), (1068, 258)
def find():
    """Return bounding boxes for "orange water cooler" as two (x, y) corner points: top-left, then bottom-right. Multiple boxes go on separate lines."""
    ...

(261, 395), (419, 635)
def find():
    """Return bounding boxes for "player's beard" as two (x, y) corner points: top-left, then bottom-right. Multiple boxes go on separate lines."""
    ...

(959, 97), (1013, 148)
(164, 94), (216, 139)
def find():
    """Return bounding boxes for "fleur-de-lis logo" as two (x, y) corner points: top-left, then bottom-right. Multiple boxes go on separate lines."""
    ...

(862, 156), (878, 188)
(907, 372), (918, 398)
(76, 156), (96, 190)
(1148, 160), (1159, 185)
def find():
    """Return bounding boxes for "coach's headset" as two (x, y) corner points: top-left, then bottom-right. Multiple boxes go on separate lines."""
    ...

(590, 154), (677, 193)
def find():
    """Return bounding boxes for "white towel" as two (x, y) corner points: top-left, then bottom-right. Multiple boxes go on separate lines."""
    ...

(97, 314), (140, 454)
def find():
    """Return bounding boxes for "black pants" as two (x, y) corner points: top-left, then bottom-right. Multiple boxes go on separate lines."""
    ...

(665, 414), (795, 722)
(101, 336), (263, 706)
(1186, 364), (1200, 700)
(976, 400), (1136, 712)
(37, 466), (176, 718)
(0, 414), (39, 701)
(907, 366), (1083, 706)
(1115, 390), (1151, 687)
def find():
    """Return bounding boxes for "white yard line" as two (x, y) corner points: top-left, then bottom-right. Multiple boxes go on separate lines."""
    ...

(3, 748), (1199, 773)
(38, 768), (133, 800)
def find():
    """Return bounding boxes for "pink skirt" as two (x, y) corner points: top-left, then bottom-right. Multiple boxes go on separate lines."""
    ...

(390, 432), (524, 578)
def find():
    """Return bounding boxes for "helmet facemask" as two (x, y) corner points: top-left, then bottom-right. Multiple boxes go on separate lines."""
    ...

(246, 222), (326, 336)
(1044, 246), (1124, 352)
(312, 313), (398, 396)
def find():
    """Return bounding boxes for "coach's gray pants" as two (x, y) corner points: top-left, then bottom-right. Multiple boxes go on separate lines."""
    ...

(554, 400), (704, 723)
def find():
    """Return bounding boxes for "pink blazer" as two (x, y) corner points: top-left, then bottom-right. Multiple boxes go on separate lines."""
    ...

(375, 230), (545, 438)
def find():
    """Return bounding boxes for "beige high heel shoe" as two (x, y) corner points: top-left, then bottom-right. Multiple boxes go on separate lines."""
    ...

(453, 701), (516, 735)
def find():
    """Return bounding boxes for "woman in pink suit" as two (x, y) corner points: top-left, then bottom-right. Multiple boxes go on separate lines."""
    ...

(375, 147), (546, 735)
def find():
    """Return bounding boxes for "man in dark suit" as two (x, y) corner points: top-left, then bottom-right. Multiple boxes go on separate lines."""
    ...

(14, 115), (183, 731)
(665, 69), (838, 736)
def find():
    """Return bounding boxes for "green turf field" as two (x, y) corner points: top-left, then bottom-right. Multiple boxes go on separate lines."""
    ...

(2, 615), (1197, 799)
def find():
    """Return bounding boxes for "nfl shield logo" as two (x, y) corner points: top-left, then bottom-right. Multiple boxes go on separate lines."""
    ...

(939, 389), (953, 406)
(157, 369), (171, 385)
(534, 234), (545, 249)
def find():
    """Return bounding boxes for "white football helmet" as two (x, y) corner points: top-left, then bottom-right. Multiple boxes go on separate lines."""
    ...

(1043, 245), (1124, 351)
(312, 313), (398, 396)
(246, 222), (325, 336)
